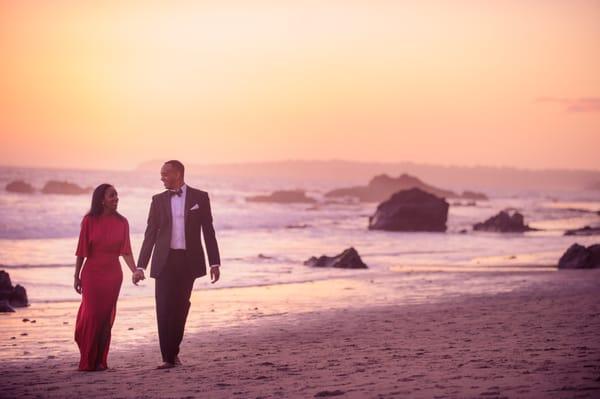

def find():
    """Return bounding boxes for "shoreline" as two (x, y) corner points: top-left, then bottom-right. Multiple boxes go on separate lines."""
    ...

(1, 268), (600, 398)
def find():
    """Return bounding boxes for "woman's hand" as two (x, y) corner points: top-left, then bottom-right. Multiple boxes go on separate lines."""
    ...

(132, 269), (145, 285)
(74, 276), (82, 294)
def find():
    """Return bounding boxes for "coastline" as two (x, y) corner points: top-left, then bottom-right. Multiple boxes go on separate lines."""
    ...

(1, 268), (600, 398)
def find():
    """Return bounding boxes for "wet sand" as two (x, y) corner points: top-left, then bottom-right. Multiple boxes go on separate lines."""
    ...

(1, 269), (599, 398)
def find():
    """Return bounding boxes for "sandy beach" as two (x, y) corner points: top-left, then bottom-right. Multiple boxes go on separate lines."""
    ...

(1, 268), (599, 399)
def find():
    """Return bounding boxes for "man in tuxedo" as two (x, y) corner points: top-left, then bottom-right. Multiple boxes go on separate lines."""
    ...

(134, 160), (221, 369)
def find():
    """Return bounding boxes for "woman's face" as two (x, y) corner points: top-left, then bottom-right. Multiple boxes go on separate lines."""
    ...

(103, 186), (119, 212)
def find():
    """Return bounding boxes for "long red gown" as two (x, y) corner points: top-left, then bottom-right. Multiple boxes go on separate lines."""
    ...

(74, 213), (132, 371)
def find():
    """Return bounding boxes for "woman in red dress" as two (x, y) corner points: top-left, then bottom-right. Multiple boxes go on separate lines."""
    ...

(73, 183), (145, 371)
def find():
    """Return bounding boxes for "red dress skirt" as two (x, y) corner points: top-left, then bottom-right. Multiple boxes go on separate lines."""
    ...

(74, 214), (132, 371)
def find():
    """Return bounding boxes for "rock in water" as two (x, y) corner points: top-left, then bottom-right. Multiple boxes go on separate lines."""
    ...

(5, 180), (35, 194)
(0, 270), (12, 292)
(246, 190), (316, 203)
(473, 210), (536, 233)
(10, 285), (29, 307)
(558, 243), (600, 269)
(368, 188), (449, 232)
(0, 270), (29, 310)
(304, 247), (368, 269)
(0, 300), (15, 313)
(564, 225), (600, 236)
(41, 180), (91, 195)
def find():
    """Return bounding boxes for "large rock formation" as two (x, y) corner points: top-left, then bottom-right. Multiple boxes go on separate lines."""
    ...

(368, 188), (449, 232)
(325, 173), (487, 202)
(558, 243), (600, 269)
(304, 247), (368, 269)
(246, 190), (316, 203)
(0, 270), (29, 312)
(5, 180), (35, 194)
(42, 180), (91, 195)
(473, 210), (536, 233)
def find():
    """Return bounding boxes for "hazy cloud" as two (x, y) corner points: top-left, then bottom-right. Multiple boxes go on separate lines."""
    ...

(535, 97), (600, 113)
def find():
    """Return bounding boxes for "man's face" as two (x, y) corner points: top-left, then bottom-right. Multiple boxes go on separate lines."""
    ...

(160, 163), (180, 190)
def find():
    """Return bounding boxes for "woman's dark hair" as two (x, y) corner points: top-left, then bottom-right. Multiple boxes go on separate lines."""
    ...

(86, 183), (123, 218)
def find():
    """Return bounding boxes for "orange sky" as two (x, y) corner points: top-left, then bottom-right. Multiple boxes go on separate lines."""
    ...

(1, 0), (599, 171)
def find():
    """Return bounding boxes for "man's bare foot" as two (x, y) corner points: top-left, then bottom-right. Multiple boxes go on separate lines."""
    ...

(174, 356), (182, 366)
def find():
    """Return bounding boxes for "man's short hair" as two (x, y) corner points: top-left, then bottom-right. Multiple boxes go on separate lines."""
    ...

(164, 160), (185, 178)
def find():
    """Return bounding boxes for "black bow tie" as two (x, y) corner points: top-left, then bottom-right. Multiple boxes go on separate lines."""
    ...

(169, 188), (183, 197)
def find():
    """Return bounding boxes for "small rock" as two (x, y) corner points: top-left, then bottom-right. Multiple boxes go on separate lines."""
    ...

(5, 180), (35, 194)
(304, 247), (368, 269)
(41, 180), (91, 195)
(473, 210), (536, 233)
(564, 225), (600, 236)
(314, 390), (345, 397)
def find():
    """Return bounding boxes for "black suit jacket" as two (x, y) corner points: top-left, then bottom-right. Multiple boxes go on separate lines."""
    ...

(137, 186), (221, 279)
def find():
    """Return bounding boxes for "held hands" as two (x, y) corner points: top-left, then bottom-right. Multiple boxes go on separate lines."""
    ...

(132, 269), (146, 285)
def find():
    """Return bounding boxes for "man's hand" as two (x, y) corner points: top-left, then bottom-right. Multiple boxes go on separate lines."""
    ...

(210, 266), (220, 284)
(132, 269), (145, 285)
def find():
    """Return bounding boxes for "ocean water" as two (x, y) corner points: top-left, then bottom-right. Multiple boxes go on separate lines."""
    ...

(1, 166), (599, 303)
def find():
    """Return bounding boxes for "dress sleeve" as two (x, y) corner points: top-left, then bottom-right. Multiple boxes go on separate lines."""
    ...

(120, 218), (133, 256)
(75, 216), (91, 257)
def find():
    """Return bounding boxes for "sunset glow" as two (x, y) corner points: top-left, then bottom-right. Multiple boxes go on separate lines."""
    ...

(1, 0), (599, 170)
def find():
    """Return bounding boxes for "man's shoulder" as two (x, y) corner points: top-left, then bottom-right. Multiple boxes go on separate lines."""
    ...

(151, 191), (169, 200)
(186, 186), (208, 197)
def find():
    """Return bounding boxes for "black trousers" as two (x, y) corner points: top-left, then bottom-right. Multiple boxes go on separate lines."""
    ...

(155, 250), (195, 363)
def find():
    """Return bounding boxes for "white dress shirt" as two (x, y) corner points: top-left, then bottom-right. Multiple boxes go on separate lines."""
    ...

(166, 184), (220, 268)
(170, 184), (187, 249)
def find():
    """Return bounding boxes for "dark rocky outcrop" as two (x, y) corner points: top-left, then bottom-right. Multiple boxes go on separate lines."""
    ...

(325, 173), (487, 202)
(461, 191), (488, 200)
(368, 188), (449, 232)
(473, 210), (536, 233)
(0, 300), (15, 312)
(558, 243), (600, 269)
(41, 180), (91, 195)
(564, 225), (600, 236)
(246, 190), (316, 203)
(0, 270), (29, 311)
(304, 247), (368, 269)
(5, 180), (35, 194)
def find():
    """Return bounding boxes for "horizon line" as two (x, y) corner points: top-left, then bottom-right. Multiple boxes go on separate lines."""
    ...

(1, 159), (600, 174)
